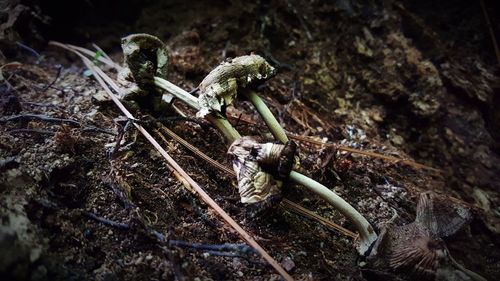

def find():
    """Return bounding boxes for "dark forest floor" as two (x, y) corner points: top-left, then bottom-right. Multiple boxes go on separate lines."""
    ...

(1, 0), (500, 280)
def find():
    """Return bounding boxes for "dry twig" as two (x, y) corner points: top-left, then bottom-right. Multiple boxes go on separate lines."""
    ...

(480, 0), (500, 65)
(288, 133), (441, 173)
(225, 114), (440, 173)
(83, 211), (131, 230)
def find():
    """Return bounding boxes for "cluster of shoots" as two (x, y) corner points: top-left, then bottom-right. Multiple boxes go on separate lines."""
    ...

(119, 34), (378, 255)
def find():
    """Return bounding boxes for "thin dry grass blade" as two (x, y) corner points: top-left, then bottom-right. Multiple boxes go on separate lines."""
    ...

(287, 133), (441, 173)
(51, 41), (123, 71)
(280, 199), (357, 238)
(225, 114), (439, 173)
(157, 126), (234, 175)
(480, 0), (500, 65)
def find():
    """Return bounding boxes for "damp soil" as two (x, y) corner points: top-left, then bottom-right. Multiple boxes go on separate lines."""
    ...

(1, 0), (500, 280)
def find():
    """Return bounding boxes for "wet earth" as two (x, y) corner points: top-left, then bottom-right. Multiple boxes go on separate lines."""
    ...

(1, 0), (500, 280)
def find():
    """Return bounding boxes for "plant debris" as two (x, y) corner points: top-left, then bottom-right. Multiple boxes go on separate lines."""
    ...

(1, 0), (500, 280)
(197, 54), (276, 117)
(367, 192), (484, 281)
(227, 136), (296, 217)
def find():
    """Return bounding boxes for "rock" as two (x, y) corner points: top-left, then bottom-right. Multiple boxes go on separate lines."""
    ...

(0, 172), (45, 280)
(281, 256), (296, 272)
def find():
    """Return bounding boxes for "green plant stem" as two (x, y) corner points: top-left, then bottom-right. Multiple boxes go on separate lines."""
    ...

(154, 76), (377, 254)
(154, 77), (199, 109)
(155, 77), (241, 143)
(289, 171), (377, 255)
(244, 91), (289, 144)
(205, 114), (241, 143)
(244, 90), (378, 252)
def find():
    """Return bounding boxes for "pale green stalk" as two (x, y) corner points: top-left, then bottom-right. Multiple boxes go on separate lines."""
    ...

(289, 171), (377, 254)
(245, 90), (377, 253)
(244, 91), (289, 144)
(154, 76), (377, 255)
(154, 77), (240, 143)
(205, 114), (241, 143)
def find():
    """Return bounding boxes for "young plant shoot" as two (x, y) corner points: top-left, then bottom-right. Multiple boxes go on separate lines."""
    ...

(120, 34), (378, 255)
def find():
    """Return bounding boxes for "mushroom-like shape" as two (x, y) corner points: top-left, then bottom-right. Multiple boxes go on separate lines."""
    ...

(414, 192), (472, 238)
(119, 34), (172, 112)
(197, 55), (276, 117)
(368, 192), (486, 281)
(227, 137), (296, 217)
(121, 33), (169, 87)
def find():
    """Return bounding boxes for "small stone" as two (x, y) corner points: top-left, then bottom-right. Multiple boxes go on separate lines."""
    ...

(281, 256), (295, 271)
(354, 36), (373, 57)
(93, 91), (111, 102)
(390, 134), (404, 146)
(31, 265), (47, 281)
(30, 246), (43, 262)
(83, 229), (92, 238)
(6, 168), (22, 178)
(303, 78), (315, 85)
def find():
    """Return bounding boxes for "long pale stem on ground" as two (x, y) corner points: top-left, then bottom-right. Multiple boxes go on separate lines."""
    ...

(244, 91), (289, 144)
(154, 77), (240, 143)
(205, 114), (241, 143)
(245, 90), (377, 253)
(289, 171), (377, 254)
(154, 77), (199, 108)
(153, 76), (377, 255)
